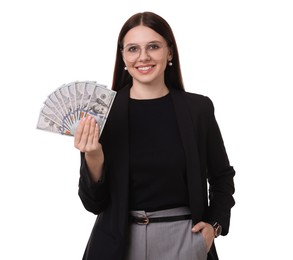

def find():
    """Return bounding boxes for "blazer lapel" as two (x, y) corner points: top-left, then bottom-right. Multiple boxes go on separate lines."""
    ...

(170, 89), (205, 222)
(102, 85), (130, 235)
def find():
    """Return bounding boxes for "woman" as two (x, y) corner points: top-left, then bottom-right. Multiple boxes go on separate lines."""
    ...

(74, 11), (235, 260)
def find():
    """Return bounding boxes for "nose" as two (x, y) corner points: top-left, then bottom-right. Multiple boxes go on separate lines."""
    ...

(138, 47), (151, 61)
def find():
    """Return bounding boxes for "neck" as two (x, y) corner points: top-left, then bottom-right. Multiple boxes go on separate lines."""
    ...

(130, 83), (169, 100)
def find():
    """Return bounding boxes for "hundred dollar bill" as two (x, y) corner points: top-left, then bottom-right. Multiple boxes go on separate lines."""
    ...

(37, 113), (71, 135)
(75, 81), (86, 120)
(48, 90), (71, 127)
(86, 84), (116, 135)
(67, 82), (77, 122)
(59, 84), (74, 124)
(79, 81), (96, 120)
(40, 105), (71, 131)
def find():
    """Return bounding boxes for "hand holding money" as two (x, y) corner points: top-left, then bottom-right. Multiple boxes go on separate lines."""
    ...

(74, 115), (105, 183)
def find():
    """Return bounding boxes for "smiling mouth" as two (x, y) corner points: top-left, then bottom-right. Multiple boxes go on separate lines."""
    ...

(137, 66), (154, 71)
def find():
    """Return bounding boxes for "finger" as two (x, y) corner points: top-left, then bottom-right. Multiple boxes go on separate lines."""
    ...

(74, 117), (86, 147)
(192, 221), (206, 232)
(79, 116), (92, 149)
(87, 117), (97, 145)
(93, 122), (100, 146)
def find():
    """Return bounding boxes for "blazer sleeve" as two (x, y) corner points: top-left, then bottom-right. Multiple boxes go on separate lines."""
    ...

(204, 97), (236, 235)
(78, 152), (110, 215)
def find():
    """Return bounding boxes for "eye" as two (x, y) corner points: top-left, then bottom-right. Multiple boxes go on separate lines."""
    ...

(127, 45), (139, 53)
(147, 43), (161, 51)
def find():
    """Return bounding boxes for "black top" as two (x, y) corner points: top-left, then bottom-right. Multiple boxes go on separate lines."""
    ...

(128, 93), (189, 211)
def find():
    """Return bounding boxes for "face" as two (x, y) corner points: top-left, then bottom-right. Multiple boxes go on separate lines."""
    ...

(122, 25), (172, 87)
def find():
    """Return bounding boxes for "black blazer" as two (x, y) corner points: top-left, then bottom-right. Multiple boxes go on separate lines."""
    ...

(78, 85), (235, 260)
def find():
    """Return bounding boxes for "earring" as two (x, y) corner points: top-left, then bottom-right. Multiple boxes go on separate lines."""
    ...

(124, 66), (127, 70)
(168, 61), (173, 66)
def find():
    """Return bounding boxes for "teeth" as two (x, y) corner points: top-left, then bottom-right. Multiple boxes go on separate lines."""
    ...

(138, 66), (152, 71)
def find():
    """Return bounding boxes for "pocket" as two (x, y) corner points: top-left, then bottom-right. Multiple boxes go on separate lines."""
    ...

(192, 232), (208, 260)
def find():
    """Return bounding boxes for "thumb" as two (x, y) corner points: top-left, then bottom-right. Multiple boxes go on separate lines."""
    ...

(192, 221), (205, 233)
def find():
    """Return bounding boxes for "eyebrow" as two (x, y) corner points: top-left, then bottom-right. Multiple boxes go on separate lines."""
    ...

(123, 41), (163, 47)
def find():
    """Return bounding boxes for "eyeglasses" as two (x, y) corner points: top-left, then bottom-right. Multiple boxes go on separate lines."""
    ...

(121, 41), (168, 62)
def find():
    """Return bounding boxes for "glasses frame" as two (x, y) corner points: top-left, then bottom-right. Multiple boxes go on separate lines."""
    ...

(121, 41), (169, 62)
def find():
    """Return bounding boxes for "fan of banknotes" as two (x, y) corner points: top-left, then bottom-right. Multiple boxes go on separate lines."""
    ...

(37, 81), (116, 136)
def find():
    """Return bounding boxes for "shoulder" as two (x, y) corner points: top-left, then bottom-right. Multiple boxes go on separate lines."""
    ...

(171, 89), (214, 114)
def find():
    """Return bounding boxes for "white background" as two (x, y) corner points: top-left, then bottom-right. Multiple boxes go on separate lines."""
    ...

(1, 0), (292, 259)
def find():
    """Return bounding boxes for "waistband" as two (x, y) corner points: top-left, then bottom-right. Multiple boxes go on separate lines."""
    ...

(129, 207), (192, 225)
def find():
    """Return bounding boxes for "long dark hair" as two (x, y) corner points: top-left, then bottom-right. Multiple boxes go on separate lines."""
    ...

(111, 12), (185, 91)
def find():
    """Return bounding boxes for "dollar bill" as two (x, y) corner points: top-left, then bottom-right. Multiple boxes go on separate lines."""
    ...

(37, 81), (116, 137)
(37, 112), (71, 135)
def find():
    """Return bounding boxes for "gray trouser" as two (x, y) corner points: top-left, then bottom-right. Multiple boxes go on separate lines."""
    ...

(125, 207), (208, 260)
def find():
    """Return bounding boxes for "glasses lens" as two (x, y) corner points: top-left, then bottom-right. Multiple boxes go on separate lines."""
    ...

(123, 45), (140, 62)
